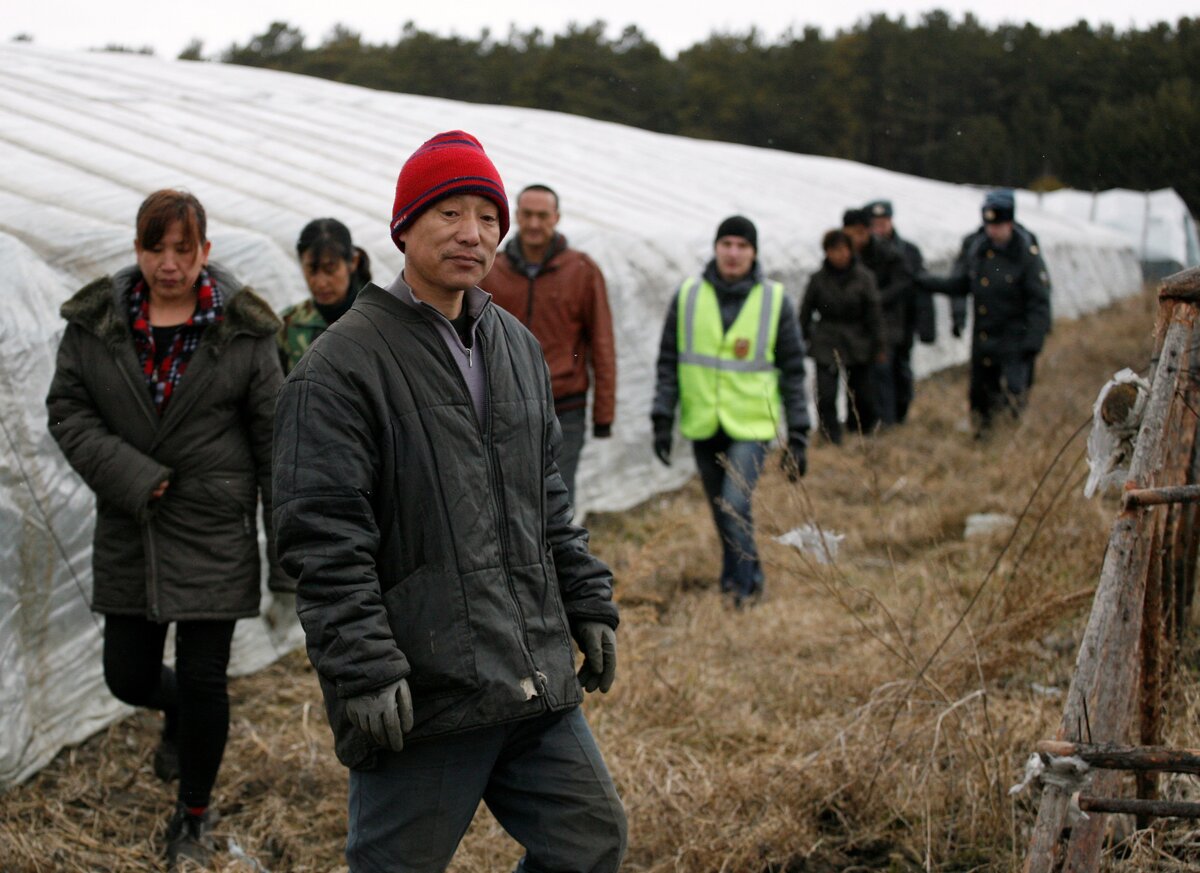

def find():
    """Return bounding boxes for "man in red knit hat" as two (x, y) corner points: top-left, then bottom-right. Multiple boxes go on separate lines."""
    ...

(273, 130), (626, 872)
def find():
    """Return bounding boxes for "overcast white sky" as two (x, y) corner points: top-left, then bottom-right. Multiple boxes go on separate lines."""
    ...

(8, 1), (1193, 59)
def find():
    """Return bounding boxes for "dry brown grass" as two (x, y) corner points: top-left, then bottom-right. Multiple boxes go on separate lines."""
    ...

(3, 285), (1199, 872)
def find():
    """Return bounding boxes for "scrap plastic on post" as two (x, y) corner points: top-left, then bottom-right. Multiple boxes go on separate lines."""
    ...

(1083, 368), (1151, 498)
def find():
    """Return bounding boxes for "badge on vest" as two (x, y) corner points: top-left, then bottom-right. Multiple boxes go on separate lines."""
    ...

(733, 338), (751, 359)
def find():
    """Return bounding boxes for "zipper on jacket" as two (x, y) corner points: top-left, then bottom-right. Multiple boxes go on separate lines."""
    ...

(114, 347), (158, 428)
(145, 520), (160, 621)
(524, 276), (535, 325)
(429, 322), (542, 690)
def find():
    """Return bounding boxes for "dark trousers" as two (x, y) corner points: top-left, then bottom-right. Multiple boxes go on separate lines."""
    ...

(555, 406), (587, 513)
(816, 361), (875, 444)
(692, 432), (767, 598)
(103, 615), (236, 808)
(969, 353), (1035, 426)
(346, 707), (626, 873)
(872, 343), (914, 426)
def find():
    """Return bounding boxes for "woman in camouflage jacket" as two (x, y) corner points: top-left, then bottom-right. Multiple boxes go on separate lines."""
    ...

(278, 218), (372, 372)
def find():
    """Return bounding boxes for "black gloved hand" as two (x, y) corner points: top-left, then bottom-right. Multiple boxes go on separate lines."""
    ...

(593, 423), (612, 439)
(345, 678), (414, 751)
(782, 436), (807, 482)
(575, 622), (617, 693)
(652, 417), (672, 466)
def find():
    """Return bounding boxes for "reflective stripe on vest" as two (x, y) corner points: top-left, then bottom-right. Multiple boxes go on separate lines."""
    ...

(676, 277), (785, 441)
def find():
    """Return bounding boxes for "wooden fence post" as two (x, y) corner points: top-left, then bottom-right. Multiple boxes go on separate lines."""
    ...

(1023, 267), (1200, 873)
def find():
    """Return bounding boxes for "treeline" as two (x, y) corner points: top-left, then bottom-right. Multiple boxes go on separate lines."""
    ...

(206, 14), (1199, 212)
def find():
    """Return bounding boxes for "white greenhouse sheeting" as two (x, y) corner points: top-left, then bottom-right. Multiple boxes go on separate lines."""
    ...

(0, 44), (1144, 787)
(1029, 187), (1199, 274)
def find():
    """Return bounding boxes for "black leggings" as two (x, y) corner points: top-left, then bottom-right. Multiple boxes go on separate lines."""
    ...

(103, 615), (236, 808)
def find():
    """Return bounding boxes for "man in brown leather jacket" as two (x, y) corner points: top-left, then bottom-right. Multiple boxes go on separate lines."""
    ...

(481, 184), (616, 511)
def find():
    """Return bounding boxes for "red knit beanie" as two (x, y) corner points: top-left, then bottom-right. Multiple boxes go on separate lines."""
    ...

(390, 130), (509, 251)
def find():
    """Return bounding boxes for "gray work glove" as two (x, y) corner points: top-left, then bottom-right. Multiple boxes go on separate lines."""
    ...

(345, 678), (414, 751)
(575, 622), (617, 693)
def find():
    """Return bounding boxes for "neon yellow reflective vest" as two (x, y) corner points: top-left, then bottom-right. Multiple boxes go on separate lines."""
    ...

(677, 277), (785, 441)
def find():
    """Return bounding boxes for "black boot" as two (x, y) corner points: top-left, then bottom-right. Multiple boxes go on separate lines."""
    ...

(164, 804), (214, 870)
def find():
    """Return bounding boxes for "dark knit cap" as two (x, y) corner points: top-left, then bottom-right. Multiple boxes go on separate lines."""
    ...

(842, 208), (870, 228)
(865, 199), (893, 219)
(714, 215), (757, 249)
(390, 130), (509, 251)
(981, 189), (1015, 224)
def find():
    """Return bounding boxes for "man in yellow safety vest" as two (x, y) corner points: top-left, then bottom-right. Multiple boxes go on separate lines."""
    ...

(651, 215), (811, 607)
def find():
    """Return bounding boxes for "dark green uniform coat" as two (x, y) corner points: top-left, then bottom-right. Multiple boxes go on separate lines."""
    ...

(937, 225), (1052, 363)
(46, 263), (289, 622)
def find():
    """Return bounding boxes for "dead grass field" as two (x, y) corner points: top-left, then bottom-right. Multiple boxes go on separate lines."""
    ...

(3, 285), (1199, 872)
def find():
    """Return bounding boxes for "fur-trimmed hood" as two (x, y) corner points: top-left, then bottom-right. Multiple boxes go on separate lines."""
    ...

(60, 261), (280, 349)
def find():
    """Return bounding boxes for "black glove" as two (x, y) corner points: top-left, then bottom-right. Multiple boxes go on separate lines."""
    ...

(652, 416), (672, 466)
(575, 622), (617, 693)
(345, 678), (414, 751)
(593, 423), (612, 439)
(782, 436), (807, 482)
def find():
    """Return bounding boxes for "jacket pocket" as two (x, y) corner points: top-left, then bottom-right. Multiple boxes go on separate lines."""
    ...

(382, 565), (478, 698)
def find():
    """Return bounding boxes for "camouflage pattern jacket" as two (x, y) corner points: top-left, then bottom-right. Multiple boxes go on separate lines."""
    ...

(277, 298), (329, 374)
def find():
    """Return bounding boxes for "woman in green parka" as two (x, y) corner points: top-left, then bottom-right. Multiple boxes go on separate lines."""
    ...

(277, 217), (372, 373)
(45, 189), (288, 869)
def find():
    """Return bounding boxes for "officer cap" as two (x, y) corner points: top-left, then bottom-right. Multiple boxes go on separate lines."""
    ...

(865, 199), (893, 219)
(982, 189), (1015, 224)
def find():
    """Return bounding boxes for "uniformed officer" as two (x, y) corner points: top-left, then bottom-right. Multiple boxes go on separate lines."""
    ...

(923, 189), (1052, 435)
(842, 208), (912, 427)
(864, 199), (953, 424)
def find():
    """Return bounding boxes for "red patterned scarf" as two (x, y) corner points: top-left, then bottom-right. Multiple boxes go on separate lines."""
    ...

(129, 269), (224, 414)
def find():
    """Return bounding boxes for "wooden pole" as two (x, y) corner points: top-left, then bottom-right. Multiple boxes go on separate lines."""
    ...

(1023, 293), (1199, 873)
(1078, 796), (1200, 819)
(1036, 741), (1200, 775)
(1123, 485), (1200, 507)
(1137, 520), (1164, 828)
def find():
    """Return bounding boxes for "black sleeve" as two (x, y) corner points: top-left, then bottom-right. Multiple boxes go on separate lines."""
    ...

(799, 276), (817, 342)
(775, 295), (811, 441)
(539, 351), (619, 633)
(920, 237), (973, 298)
(46, 326), (170, 521)
(273, 364), (409, 699)
(874, 245), (913, 309)
(650, 292), (681, 425)
(1021, 251), (1053, 353)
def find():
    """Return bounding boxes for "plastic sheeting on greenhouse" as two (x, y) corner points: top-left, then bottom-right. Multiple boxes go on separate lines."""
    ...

(1029, 187), (1200, 278)
(0, 43), (1145, 787)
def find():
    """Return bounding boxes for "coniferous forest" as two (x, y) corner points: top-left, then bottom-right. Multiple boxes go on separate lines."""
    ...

(182, 13), (1196, 212)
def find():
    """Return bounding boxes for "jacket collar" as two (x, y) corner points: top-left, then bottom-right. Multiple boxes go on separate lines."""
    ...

(504, 232), (568, 276)
(703, 258), (761, 296)
(381, 269), (489, 321)
(60, 261), (279, 350)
